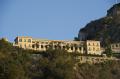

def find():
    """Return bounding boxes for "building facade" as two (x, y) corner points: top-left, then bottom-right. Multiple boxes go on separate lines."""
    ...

(111, 43), (120, 53)
(14, 36), (33, 49)
(86, 40), (101, 55)
(13, 36), (102, 55)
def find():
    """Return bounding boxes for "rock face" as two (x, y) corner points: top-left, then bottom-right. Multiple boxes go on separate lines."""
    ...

(78, 3), (120, 45)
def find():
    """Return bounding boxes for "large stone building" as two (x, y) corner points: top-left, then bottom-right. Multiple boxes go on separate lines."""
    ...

(13, 36), (102, 55)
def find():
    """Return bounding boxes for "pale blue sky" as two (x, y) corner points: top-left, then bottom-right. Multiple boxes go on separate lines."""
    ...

(0, 0), (117, 42)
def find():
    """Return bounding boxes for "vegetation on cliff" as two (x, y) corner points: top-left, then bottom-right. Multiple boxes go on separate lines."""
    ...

(78, 3), (120, 45)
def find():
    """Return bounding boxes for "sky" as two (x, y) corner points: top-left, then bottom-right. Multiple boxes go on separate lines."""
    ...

(0, 0), (118, 42)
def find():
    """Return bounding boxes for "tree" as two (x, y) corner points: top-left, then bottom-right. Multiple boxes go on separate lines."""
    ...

(30, 49), (75, 79)
(0, 39), (30, 79)
(74, 37), (79, 41)
(104, 46), (113, 57)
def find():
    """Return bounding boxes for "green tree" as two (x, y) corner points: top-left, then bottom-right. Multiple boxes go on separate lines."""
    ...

(31, 49), (75, 79)
(0, 39), (30, 79)
(104, 46), (113, 57)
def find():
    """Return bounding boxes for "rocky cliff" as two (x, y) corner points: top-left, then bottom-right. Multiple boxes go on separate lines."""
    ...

(78, 3), (120, 45)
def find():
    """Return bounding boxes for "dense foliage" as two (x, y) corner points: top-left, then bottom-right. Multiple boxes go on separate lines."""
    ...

(76, 61), (120, 79)
(0, 39), (75, 79)
(0, 39), (32, 79)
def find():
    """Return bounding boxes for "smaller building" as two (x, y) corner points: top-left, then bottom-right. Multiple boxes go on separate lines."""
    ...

(14, 36), (33, 49)
(86, 40), (101, 55)
(111, 43), (120, 53)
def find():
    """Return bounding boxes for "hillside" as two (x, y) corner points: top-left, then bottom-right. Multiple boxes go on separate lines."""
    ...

(78, 3), (120, 45)
(0, 39), (120, 79)
(0, 39), (75, 79)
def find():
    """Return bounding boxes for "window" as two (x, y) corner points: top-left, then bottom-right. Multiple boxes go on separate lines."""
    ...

(45, 45), (48, 49)
(24, 39), (26, 42)
(116, 44), (119, 47)
(63, 46), (65, 49)
(83, 48), (86, 51)
(80, 57), (82, 60)
(32, 45), (35, 48)
(58, 46), (61, 49)
(32, 42), (35, 43)
(41, 42), (44, 44)
(88, 43), (90, 46)
(67, 47), (69, 50)
(46, 42), (48, 44)
(75, 47), (78, 50)
(71, 47), (73, 50)
(29, 44), (31, 47)
(19, 39), (22, 42)
(41, 45), (44, 48)
(112, 45), (114, 48)
(88, 47), (91, 51)
(36, 44), (39, 48)
(54, 45), (57, 49)
(79, 47), (81, 50)
(97, 43), (99, 46)
(28, 39), (31, 43)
